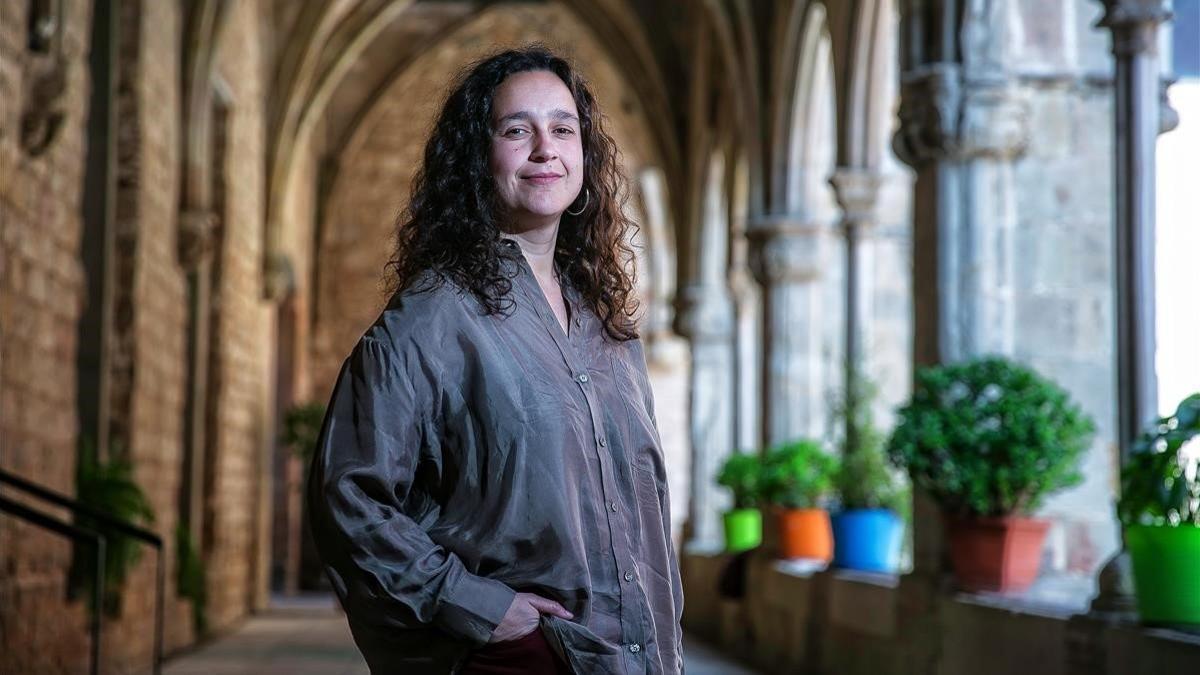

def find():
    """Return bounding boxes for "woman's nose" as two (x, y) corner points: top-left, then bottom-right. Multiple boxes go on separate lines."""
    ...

(529, 130), (558, 162)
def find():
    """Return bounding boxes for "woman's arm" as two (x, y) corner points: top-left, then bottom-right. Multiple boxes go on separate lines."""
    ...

(306, 335), (516, 645)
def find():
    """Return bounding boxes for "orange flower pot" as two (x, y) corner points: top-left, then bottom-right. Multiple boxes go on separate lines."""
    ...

(946, 516), (1050, 592)
(777, 508), (833, 561)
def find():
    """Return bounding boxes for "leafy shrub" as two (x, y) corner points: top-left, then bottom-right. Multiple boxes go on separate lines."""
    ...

(716, 452), (764, 510)
(1119, 393), (1200, 527)
(761, 440), (839, 510)
(887, 356), (1095, 518)
(831, 376), (909, 514)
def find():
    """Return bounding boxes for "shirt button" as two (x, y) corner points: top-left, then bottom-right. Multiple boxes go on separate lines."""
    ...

(629, 643), (641, 654)
(609, 501), (618, 513)
(598, 437), (607, 447)
(577, 373), (589, 383)
(623, 571), (634, 582)
(574, 318), (582, 327)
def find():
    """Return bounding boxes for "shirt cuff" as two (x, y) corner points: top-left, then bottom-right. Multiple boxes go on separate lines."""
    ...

(434, 562), (517, 645)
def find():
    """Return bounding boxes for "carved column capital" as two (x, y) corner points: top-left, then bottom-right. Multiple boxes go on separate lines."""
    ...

(19, 0), (68, 157)
(894, 63), (962, 167)
(829, 169), (884, 227)
(178, 209), (218, 269)
(895, 65), (1030, 165)
(1098, 0), (1172, 56)
(746, 219), (825, 286)
(20, 57), (68, 158)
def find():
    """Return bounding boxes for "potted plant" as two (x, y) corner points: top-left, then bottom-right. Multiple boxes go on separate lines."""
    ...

(716, 452), (764, 553)
(887, 356), (1095, 592)
(831, 377), (909, 573)
(761, 440), (839, 560)
(1118, 393), (1200, 626)
(69, 437), (155, 616)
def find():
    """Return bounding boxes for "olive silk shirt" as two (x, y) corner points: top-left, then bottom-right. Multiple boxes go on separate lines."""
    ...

(307, 241), (684, 674)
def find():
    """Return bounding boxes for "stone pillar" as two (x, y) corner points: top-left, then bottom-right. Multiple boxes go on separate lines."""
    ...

(829, 168), (883, 448)
(179, 208), (218, 545)
(894, 71), (1028, 369)
(893, 65), (1029, 578)
(1068, 6), (1171, 661)
(892, 4), (1030, 669)
(748, 220), (828, 447)
(676, 285), (737, 550)
(1102, 0), (1166, 467)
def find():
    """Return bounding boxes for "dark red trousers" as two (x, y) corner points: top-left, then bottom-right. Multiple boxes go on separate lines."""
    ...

(460, 629), (571, 675)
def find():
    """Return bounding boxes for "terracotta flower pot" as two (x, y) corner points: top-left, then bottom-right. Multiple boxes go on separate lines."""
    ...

(946, 516), (1049, 592)
(777, 508), (833, 561)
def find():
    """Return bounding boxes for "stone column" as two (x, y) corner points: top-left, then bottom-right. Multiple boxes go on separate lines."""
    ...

(893, 64), (1029, 578)
(892, 3), (1031, 666)
(179, 208), (218, 545)
(1067, 7), (1172, 672)
(748, 220), (828, 447)
(1080, 0), (1171, 624)
(1102, 0), (1166, 468)
(894, 71), (1028, 370)
(675, 285), (737, 551)
(829, 169), (884, 448)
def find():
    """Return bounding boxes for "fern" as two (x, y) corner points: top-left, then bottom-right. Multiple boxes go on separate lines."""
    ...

(69, 437), (156, 616)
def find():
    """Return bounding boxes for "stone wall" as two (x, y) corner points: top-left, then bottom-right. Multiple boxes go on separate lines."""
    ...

(111, 0), (191, 665)
(0, 1), (274, 671)
(0, 1), (94, 672)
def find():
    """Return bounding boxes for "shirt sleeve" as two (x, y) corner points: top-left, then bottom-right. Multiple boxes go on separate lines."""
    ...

(307, 335), (516, 645)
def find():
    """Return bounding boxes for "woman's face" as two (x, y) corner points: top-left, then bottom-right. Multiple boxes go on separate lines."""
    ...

(489, 70), (584, 230)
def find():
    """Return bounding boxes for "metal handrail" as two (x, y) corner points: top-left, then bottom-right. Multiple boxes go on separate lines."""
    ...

(0, 468), (163, 675)
(0, 494), (105, 675)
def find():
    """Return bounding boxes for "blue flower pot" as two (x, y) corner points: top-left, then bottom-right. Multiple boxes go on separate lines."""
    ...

(832, 508), (903, 573)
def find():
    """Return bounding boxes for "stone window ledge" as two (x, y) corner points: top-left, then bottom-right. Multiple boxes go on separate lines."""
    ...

(771, 558), (901, 588)
(951, 570), (1095, 620)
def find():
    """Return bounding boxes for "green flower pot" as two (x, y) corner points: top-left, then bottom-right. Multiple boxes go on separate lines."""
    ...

(1127, 524), (1200, 626)
(723, 508), (763, 553)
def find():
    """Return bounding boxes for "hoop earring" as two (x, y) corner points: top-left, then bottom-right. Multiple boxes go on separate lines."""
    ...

(566, 188), (590, 217)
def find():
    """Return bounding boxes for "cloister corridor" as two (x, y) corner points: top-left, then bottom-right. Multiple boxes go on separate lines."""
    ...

(3, 1), (1200, 674)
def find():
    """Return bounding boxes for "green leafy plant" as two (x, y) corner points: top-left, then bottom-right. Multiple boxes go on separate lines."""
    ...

(761, 440), (839, 510)
(887, 356), (1095, 518)
(176, 523), (208, 635)
(69, 437), (156, 616)
(716, 452), (764, 510)
(831, 376), (909, 515)
(1118, 393), (1200, 527)
(281, 402), (326, 463)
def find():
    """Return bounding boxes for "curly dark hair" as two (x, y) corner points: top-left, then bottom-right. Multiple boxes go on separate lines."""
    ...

(387, 46), (639, 341)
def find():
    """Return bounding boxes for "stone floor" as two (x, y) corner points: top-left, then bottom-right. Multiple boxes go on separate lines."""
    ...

(163, 595), (759, 675)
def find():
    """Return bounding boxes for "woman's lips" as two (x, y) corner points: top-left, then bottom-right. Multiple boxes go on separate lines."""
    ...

(522, 174), (562, 186)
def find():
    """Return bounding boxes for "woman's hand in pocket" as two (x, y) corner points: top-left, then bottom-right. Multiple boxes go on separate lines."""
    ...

(488, 593), (573, 643)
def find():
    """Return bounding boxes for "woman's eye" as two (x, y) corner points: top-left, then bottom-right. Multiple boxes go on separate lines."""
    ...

(504, 128), (528, 137)
(555, 127), (576, 136)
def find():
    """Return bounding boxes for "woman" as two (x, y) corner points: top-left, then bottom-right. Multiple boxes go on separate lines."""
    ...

(307, 47), (684, 675)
